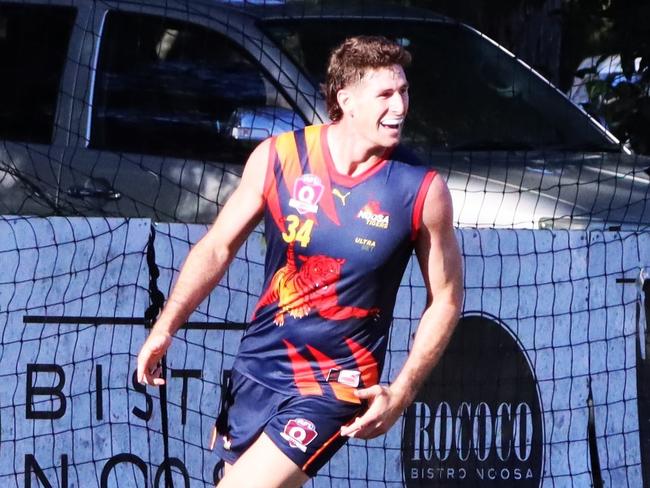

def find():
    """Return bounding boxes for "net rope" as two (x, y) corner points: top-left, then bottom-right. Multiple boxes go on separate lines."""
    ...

(1, 1), (649, 487)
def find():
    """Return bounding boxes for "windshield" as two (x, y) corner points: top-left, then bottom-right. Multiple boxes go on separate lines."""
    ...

(263, 19), (619, 152)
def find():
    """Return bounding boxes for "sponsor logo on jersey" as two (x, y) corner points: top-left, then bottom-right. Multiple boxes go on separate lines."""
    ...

(332, 188), (351, 206)
(327, 368), (361, 388)
(357, 201), (390, 229)
(289, 174), (324, 214)
(354, 237), (376, 250)
(281, 418), (318, 452)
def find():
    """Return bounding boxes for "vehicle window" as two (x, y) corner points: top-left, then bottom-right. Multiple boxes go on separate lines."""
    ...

(0, 5), (76, 143)
(264, 20), (619, 152)
(91, 12), (299, 162)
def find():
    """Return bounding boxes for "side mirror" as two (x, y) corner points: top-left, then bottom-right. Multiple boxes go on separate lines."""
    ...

(227, 106), (306, 141)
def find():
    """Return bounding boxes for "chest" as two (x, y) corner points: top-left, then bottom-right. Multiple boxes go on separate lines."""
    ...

(269, 171), (415, 269)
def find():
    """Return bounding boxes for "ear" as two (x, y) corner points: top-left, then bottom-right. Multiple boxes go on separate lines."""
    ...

(337, 88), (354, 117)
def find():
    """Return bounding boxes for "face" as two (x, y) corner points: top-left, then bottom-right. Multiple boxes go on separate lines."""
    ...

(340, 65), (410, 151)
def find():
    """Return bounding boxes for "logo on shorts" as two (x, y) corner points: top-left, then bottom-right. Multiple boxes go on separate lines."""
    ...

(289, 174), (324, 215)
(280, 418), (318, 452)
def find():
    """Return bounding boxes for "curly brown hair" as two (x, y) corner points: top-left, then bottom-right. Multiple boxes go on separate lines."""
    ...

(324, 36), (412, 122)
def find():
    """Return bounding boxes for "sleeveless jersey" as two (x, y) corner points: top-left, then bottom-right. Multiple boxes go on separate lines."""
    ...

(232, 124), (437, 404)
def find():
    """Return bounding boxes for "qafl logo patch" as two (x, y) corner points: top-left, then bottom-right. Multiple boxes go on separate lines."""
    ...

(357, 201), (390, 229)
(289, 174), (324, 215)
(280, 418), (318, 452)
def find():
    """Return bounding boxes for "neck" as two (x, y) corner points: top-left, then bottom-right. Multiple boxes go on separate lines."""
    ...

(327, 122), (389, 177)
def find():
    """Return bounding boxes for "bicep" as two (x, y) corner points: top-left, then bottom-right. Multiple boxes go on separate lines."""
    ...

(414, 175), (463, 305)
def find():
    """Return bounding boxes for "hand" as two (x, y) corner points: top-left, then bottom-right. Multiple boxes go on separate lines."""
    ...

(339, 385), (405, 439)
(136, 330), (173, 386)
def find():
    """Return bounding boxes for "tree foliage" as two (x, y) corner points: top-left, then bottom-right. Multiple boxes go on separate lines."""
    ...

(562, 0), (650, 154)
(406, 0), (650, 153)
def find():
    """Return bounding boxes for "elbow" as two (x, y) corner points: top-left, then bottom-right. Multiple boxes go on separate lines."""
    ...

(424, 288), (463, 319)
(429, 283), (463, 321)
(450, 268), (464, 313)
(193, 237), (234, 269)
(211, 243), (235, 268)
(445, 290), (463, 323)
(428, 276), (464, 310)
(451, 283), (464, 319)
(454, 284), (464, 311)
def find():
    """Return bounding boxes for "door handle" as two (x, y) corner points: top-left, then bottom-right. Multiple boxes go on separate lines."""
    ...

(67, 186), (122, 200)
(66, 178), (122, 200)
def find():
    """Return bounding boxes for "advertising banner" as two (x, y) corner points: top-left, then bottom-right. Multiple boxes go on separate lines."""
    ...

(0, 221), (646, 487)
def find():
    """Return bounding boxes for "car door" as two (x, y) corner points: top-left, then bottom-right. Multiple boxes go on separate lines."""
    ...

(0, 2), (83, 217)
(58, 3), (305, 224)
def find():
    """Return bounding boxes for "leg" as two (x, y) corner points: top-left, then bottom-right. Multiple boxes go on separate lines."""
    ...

(222, 462), (233, 478)
(218, 433), (309, 488)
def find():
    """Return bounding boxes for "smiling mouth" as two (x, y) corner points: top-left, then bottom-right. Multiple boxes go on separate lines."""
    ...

(380, 119), (403, 130)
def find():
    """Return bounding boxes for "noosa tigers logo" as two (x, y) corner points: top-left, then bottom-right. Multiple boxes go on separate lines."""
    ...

(357, 201), (390, 229)
(252, 243), (378, 326)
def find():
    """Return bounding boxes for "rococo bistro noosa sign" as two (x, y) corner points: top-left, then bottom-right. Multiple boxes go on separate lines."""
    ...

(402, 314), (544, 486)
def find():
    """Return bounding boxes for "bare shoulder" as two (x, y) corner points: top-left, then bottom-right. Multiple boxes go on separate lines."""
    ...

(421, 172), (454, 231)
(242, 137), (273, 177)
(238, 137), (274, 195)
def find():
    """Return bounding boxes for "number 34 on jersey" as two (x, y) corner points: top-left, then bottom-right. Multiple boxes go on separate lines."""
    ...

(282, 215), (315, 247)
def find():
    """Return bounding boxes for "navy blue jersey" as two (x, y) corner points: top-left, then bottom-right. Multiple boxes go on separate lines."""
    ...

(233, 124), (436, 403)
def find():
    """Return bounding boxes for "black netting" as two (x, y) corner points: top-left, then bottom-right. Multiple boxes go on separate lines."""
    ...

(1, 1), (649, 487)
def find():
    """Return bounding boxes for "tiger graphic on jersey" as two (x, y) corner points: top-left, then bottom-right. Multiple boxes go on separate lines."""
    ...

(252, 242), (378, 326)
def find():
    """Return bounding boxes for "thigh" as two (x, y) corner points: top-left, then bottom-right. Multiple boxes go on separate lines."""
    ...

(215, 372), (362, 480)
(213, 370), (283, 465)
(218, 433), (309, 488)
(264, 395), (362, 477)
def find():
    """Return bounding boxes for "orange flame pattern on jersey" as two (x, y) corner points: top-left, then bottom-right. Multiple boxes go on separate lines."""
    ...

(265, 126), (340, 232)
(283, 339), (379, 404)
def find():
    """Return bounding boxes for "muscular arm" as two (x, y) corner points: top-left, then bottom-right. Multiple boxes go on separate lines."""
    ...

(390, 174), (463, 406)
(136, 139), (271, 385)
(341, 174), (463, 438)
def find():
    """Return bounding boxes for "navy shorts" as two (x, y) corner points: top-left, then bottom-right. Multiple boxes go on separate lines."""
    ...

(212, 369), (364, 477)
